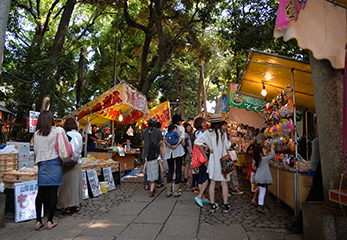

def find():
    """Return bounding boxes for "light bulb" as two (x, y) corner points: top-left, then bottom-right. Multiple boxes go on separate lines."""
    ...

(261, 84), (267, 97)
(119, 113), (123, 122)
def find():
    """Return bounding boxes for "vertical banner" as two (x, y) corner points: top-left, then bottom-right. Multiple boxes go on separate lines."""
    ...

(81, 170), (89, 199)
(29, 111), (40, 133)
(86, 169), (102, 197)
(102, 167), (116, 191)
(14, 181), (43, 223)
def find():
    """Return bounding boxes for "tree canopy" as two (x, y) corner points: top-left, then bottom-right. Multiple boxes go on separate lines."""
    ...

(0, 0), (307, 141)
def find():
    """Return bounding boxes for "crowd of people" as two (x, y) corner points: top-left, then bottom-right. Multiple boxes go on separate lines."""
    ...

(31, 111), (321, 232)
(141, 113), (278, 214)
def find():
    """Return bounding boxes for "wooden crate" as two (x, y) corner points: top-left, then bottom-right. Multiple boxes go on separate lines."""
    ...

(3, 172), (37, 189)
(0, 154), (18, 167)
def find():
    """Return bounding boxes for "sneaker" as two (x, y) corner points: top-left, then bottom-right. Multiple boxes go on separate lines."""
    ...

(257, 205), (268, 213)
(191, 187), (196, 192)
(210, 203), (219, 213)
(251, 200), (258, 206)
(202, 198), (211, 204)
(232, 190), (243, 195)
(195, 196), (204, 208)
(223, 203), (231, 213)
(184, 182), (191, 187)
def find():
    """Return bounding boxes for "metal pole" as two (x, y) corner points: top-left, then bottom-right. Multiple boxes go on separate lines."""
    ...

(84, 116), (89, 158)
(291, 68), (299, 216)
(305, 111), (309, 160)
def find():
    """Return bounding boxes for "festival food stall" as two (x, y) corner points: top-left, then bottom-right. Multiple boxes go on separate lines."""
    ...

(237, 49), (314, 215)
(65, 81), (149, 173)
(228, 83), (266, 171)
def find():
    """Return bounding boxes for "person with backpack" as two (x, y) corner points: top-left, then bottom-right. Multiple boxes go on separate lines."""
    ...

(163, 114), (185, 197)
(141, 118), (163, 190)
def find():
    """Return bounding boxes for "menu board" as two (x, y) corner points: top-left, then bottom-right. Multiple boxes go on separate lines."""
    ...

(102, 167), (115, 191)
(14, 181), (43, 223)
(86, 169), (102, 197)
(81, 170), (89, 199)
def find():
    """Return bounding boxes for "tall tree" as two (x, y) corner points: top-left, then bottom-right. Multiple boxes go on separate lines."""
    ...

(0, 0), (11, 79)
(124, 0), (223, 97)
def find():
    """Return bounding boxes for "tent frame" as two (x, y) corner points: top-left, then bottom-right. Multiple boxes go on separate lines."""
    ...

(238, 50), (315, 216)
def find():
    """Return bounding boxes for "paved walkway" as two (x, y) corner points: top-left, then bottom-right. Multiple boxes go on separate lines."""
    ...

(0, 171), (303, 240)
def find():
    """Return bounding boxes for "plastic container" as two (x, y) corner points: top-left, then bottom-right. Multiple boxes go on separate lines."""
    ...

(100, 181), (108, 194)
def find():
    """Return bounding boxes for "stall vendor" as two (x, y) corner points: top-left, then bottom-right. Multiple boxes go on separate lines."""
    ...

(87, 125), (108, 151)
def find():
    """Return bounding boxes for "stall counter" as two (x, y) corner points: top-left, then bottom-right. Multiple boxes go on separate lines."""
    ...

(268, 166), (310, 210)
(87, 151), (138, 173)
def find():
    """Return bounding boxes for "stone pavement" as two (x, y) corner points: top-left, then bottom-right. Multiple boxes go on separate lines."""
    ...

(0, 171), (303, 240)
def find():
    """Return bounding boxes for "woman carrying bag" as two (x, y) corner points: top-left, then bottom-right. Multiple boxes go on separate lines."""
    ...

(57, 118), (83, 214)
(34, 111), (66, 230)
(194, 114), (232, 213)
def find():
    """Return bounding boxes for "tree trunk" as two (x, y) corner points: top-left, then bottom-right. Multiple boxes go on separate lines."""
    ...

(37, 0), (76, 111)
(309, 51), (346, 208)
(201, 61), (207, 112)
(0, 0), (11, 79)
(140, 0), (168, 96)
(76, 47), (85, 109)
(113, 9), (121, 86)
(197, 60), (203, 113)
(50, 0), (76, 62)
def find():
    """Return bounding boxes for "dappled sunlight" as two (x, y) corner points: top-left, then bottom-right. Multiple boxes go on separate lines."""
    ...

(90, 221), (124, 229)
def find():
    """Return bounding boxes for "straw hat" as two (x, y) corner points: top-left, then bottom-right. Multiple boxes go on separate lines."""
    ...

(209, 113), (228, 123)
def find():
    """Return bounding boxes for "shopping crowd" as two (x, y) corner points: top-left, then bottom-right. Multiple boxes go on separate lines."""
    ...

(141, 113), (276, 214)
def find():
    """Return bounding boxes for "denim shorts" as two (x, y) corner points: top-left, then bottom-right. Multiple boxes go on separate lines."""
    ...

(37, 157), (63, 186)
(198, 164), (209, 185)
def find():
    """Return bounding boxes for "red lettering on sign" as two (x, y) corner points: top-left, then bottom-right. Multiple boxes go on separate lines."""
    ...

(103, 95), (113, 109)
(17, 194), (29, 209)
(112, 91), (122, 105)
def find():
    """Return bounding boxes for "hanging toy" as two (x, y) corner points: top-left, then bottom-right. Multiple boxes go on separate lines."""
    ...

(287, 99), (294, 115)
(287, 119), (294, 134)
(284, 85), (292, 100)
(276, 124), (282, 136)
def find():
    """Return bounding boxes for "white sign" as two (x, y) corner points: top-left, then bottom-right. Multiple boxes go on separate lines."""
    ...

(29, 111), (40, 133)
(14, 181), (43, 223)
(102, 167), (115, 191)
(81, 170), (89, 199)
(86, 168), (101, 197)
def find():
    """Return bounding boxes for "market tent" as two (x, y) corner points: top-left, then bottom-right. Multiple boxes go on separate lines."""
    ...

(67, 81), (149, 127)
(136, 101), (171, 129)
(228, 82), (265, 129)
(273, 0), (346, 70)
(238, 49), (314, 112)
(228, 107), (264, 129)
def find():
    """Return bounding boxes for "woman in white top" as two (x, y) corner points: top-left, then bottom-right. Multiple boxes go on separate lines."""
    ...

(163, 114), (185, 197)
(57, 118), (83, 214)
(194, 114), (232, 213)
(34, 111), (66, 230)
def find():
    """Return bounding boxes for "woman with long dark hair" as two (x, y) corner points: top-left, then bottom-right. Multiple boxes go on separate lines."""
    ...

(194, 114), (232, 213)
(34, 111), (67, 230)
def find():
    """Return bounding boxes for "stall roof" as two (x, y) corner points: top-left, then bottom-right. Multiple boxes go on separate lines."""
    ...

(238, 50), (315, 112)
(66, 81), (149, 128)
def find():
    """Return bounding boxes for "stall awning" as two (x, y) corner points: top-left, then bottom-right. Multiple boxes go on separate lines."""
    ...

(66, 81), (149, 127)
(238, 50), (315, 112)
